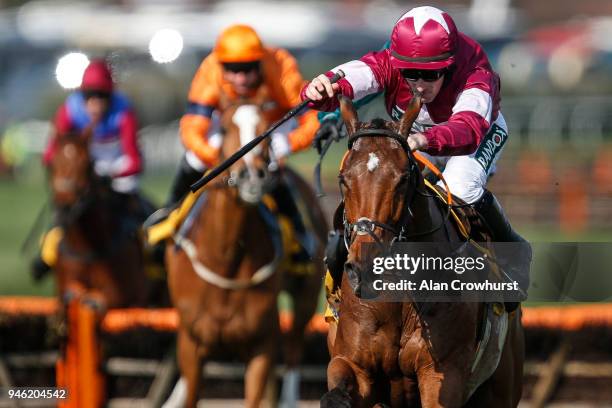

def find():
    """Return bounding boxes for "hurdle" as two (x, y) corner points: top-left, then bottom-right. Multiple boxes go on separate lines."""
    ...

(2, 296), (612, 407)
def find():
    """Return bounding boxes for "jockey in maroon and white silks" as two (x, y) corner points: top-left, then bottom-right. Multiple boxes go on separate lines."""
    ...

(303, 6), (508, 204)
(43, 60), (143, 194)
(304, 6), (530, 303)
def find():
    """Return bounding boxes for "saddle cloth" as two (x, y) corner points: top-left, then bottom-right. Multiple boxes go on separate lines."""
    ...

(145, 188), (205, 246)
(144, 184), (313, 276)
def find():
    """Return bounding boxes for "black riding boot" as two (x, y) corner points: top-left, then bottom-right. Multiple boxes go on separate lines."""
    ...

(475, 190), (532, 311)
(111, 191), (152, 229)
(126, 192), (156, 223)
(30, 256), (51, 281)
(270, 181), (314, 262)
(166, 157), (205, 207)
(144, 156), (204, 228)
(325, 229), (348, 291)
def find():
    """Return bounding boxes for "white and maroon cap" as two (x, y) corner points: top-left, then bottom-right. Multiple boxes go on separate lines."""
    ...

(389, 6), (458, 70)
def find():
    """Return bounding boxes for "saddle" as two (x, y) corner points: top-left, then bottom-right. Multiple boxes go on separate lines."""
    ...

(425, 181), (493, 242)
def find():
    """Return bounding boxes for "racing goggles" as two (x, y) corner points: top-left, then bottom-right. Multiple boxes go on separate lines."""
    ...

(222, 61), (261, 74)
(401, 68), (446, 82)
(83, 90), (111, 100)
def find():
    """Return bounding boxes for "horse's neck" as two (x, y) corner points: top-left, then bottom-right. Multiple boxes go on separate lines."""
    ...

(63, 191), (117, 250)
(407, 179), (460, 241)
(192, 188), (265, 271)
(407, 180), (434, 234)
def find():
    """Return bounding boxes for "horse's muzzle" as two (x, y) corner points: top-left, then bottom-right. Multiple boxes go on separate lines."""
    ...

(236, 166), (275, 204)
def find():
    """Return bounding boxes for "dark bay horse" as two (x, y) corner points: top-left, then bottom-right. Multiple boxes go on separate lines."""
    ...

(165, 88), (327, 407)
(322, 96), (524, 407)
(48, 131), (152, 308)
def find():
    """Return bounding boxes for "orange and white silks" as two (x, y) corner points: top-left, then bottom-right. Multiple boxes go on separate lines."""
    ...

(180, 47), (320, 167)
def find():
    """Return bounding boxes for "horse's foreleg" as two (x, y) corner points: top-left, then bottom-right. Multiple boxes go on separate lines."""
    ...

(283, 274), (320, 366)
(174, 327), (203, 408)
(327, 321), (338, 353)
(280, 274), (321, 406)
(244, 345), (275, 408)
(322, 356), (364, 407)
(416, 366), (466, 408)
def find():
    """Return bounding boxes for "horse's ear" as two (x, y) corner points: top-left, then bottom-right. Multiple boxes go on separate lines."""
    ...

(398, 93), (423, 138)
(338, 95), (358, 135)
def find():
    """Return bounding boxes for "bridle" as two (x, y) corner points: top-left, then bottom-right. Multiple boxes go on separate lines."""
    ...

(342, 128), (451, 252)
(53, 160), (96, 227)
(213, 104), (278, 203)
(53, 164), (133, 263)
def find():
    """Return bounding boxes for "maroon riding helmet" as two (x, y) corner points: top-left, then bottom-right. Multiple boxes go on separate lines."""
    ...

(81, 59), (114, 93)
(389, 6), (458, 71)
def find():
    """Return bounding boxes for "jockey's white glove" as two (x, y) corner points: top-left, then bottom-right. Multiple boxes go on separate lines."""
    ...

(94, 156), (131, 177)
(407, 133), (428, 151)
(305, 74), (340, 101)
(271, 133), (291, 160)
(94, 160), (113, 177)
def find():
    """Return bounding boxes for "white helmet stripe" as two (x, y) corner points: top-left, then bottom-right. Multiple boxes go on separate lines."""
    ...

(398, 6), (450, 36)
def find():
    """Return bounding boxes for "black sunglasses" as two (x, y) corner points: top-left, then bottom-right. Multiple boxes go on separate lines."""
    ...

(401, 68), (446, 82)
(222, 61), (261, 74)
(83, 90), (111, 100)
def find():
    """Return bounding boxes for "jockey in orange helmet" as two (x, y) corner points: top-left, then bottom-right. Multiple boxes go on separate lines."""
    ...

(149, 24), (320, 256)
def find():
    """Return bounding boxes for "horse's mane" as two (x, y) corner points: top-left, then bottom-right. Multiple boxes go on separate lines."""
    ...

(351, 117), (404, 154)
(57, 131), (85, 144)
(360, 117), (394, 131)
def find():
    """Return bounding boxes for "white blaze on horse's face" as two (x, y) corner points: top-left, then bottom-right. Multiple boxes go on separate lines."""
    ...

(63, 144), (77, 160)
(232, 105), (261, 175)
(367, 152), (380, 172)
(232, 104), (267, 204)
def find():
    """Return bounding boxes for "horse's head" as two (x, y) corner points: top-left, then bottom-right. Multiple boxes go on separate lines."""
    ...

(49, 130), (93, 210)
(338, 95), (423, 280)
(218, 86), (275, 204)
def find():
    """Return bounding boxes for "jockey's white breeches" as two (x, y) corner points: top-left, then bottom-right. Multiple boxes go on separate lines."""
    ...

(90, 139), (140, 194)
(419, 113), (509, 204)
(110, 175), (139, 194)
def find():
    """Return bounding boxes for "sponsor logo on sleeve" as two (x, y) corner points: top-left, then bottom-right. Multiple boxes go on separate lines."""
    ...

(391, 105), (405, 121)
(475, 124), (508, 172)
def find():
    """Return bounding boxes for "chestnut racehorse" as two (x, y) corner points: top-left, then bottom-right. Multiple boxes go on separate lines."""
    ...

(165, 88), (326, 407)
(48, 131), (152, 308)
(322, 96), (524, 407)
